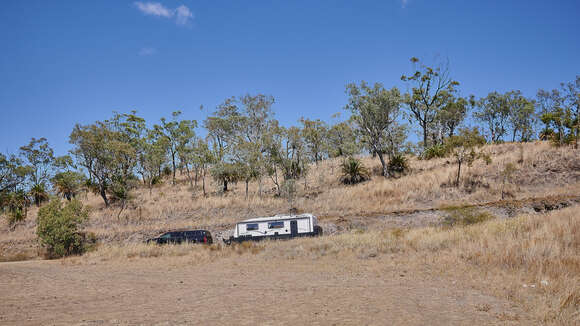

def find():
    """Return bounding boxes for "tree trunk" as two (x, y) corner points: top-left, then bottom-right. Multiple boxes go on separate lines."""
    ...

(377, 152), (388, 177)
(456, 160), (462, 186)
(223, 179), (228, 192)
(202, 167), (206, 196)
(100, 185), (109, 207)
(245, 179), (249, 199)
(171, 152), (176, 185)
(185, 164), (192, 187)
(575, 110), (579, 149)
(423, 122), (429, 149)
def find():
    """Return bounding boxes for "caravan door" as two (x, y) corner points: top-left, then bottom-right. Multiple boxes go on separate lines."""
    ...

(290, 220), (298, 236)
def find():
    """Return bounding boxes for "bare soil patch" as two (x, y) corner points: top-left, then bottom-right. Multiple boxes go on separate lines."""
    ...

(0, 255), (532, 325)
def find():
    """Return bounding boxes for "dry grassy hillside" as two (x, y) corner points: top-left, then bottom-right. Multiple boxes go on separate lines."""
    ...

(1, 141), (579, 251)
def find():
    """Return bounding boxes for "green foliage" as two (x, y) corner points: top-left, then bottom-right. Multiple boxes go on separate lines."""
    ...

(536, 77), (579, 147)
(52, 171), (86, 201)
(19, 137), (55, 188)
(327, 119), (360, 158)
(387, 154), (409, 176)
(300, 118), (328, 164)
(345, 81), (403, 177)
(0, 153), (27, 193)
(445, 128), (490, 186)
(2, 190), (30, 227)
(340, 157), (370, 185)
(472, 92), (511, 143)
(422, 144), (449, 160)
(437, 95), (469, 138)
(211, 162), (243, 192)
(36, 199), (90, 258)
(29, 183), (49, 207)
(442, 207), (495, 228)
(154, 111), (197, 185)
(401, 57), (459, 148)
(69, 112), (143, 207)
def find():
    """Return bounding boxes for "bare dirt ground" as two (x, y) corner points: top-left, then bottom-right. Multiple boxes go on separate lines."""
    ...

(0, 254), (533, 325)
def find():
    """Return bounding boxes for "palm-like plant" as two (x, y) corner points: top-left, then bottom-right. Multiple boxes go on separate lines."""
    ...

(340, 157), (370, 185)
(387, 154), (409, 176)
(52, 171), (85, 201)
(29, 183), (49, 207)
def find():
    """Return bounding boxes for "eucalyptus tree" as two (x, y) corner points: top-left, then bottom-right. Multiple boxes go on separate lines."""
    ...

(19, 137), (55, 206)
(237, 94), (276, 196)
(0, 153), (29, 223)
(204, 98), (242, 163)
(69, 113), (141, 207)
(0, 153), (27, 194)
(560, 75), (580, 148)
(505, 91), (536, 142)
(51, 154), (85, 201)
(140, 129), (169, 195)
(401, 57), (460, 149)
(536, 89), (568, 146)
(345, 81), (403, 177)
(155, 111), (197, 185)
(327, 119), (360, 158)
(191, 139), (214, 196)
(300, 118), (328, 164)
(473, 92), (510, 143)
(437, 95), (469, 139)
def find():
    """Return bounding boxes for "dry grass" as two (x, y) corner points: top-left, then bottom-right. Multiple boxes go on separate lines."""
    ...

(1, 141), (579, 250)
(79, 205), (580, 324)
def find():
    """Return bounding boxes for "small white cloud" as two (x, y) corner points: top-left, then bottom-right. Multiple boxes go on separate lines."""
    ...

(134, 2), (193, 26)
(401, 0), (409, 8)
(139, 47), (157, 56)
(175, 5), (193, 25)
(135, 2), (172, 18)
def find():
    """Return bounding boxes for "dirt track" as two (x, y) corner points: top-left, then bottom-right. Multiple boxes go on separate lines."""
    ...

(0, 255), (532, 325)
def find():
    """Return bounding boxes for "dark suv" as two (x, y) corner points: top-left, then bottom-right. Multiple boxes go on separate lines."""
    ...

(146, 230), (213, 245)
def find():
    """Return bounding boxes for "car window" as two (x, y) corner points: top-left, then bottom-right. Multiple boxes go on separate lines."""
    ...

(171, 232), (183, 238)
(159, 233), (171, 239)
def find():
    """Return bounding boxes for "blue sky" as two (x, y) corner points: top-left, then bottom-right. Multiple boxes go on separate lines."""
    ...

(1, 0), (579, 156)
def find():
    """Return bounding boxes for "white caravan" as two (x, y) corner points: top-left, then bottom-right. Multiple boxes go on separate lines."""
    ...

(225, 213), (322, 244)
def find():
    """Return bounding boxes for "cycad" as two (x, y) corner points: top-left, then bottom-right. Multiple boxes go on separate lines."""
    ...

(340, 157), (370, 185)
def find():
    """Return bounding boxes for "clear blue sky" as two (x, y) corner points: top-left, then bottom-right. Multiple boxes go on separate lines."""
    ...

(1, 0), (579, 156)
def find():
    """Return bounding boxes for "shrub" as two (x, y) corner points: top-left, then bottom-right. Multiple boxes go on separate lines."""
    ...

(387, 154), (409, 176)
(441, 207), (495, 228)
(162, 166), (173, 177)
(422, 144), (448, 160)
(2, 190), (30, 228)
(340, 157), (370, 185)
(36, 199), (90, 258)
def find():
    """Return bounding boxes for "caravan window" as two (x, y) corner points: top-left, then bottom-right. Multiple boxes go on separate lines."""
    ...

(268, 221), (284, 229)
(246, 223), (259, 231)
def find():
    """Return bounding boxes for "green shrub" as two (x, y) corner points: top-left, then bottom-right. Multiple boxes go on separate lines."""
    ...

(421, 144), (448, 160)
(387, 154), (409, 176)
(36, 199), (90, 258)
(340, 157), (370, 185)
(2, 190), (30, 227)
(441, 207), (495, 228)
